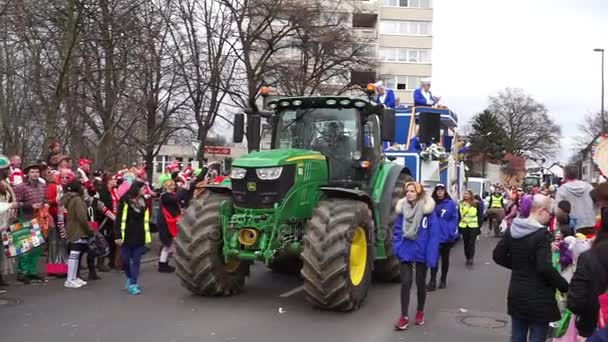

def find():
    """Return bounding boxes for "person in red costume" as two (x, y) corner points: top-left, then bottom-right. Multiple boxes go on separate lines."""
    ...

(45, 169), (73, 276)
(77, 159), (94, 192)
(8, 155), (24, 186)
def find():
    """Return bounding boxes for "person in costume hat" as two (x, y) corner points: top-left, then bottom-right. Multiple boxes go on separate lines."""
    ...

(77, 158), (95, 192)
(45, 141), (62, 166)
(157, 178), (181, 273)
(413, 78), (441, 107)
(13, 162), (48, 284)
(0, 155), (18, 286)
(8, 155), (24, 186)
(374, 81), (396, 109)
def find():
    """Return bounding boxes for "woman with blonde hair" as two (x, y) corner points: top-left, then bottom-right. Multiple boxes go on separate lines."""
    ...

(393, 181), (440, 330)
(157, 179), (181, 273)
(459, 190), (482, 267)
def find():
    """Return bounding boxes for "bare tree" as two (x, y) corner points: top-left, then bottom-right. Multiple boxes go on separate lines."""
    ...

(487, 88), (561, 159)
(270, 1), (374, 96)
(120, 0), (186, 179)
(168, 0), (236, 160)
(576, 111), (603, 149)
(218, 0), (312, 151)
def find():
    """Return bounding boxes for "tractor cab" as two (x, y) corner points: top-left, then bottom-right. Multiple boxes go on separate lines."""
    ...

(233, 96), (395, 188)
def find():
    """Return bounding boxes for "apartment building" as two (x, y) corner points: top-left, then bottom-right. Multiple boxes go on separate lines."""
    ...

(352, 0), (433, 105)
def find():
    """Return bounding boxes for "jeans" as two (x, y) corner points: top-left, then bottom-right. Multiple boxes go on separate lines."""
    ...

(460, 228), (480, 260)
(511, 317), (550, 342)
(121, 245), (146, 285)
(430, 242), (453, 282)
(400, 262), (428, 316)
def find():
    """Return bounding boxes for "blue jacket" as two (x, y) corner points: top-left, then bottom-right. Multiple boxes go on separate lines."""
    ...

(413, 88), (435, 107)
(377, 89), (396, 108)
(408, 136), (422, 152)
(392, 197), (440, 268)
(434, 198), (459, 243)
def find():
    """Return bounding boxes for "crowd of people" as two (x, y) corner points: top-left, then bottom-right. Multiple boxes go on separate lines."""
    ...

(392, 165), (608, 341)
(0, 142), (224, 295)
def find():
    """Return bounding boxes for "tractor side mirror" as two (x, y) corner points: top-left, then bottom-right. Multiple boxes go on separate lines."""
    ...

(233, 113), (245, 143)
(381, 109), (396, 142)
(247, 114), (262, 151)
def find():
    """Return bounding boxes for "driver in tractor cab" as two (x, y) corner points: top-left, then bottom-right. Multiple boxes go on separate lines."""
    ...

(314, 121), (353, 180)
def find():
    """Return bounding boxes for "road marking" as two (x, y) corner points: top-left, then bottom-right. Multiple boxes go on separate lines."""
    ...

(279, 285), (304, 298)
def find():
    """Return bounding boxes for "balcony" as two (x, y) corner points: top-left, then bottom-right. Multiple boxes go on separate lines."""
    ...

(352, 12), (378, 28)
(354, 27), (378, 41)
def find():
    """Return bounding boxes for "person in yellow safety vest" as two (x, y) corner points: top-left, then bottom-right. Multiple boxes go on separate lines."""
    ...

(487, 187), (506, 238)
(459, 190), (482, 268)
(114, 181), (151, 296)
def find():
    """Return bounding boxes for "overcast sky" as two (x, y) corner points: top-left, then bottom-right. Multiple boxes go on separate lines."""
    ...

(432, 0), (607, 162)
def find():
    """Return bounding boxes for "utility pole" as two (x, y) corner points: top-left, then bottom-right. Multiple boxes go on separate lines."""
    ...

(594, 48), (605, 133)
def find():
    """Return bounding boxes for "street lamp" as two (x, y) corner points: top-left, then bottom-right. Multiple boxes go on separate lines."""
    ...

(594, 48), (605, 133)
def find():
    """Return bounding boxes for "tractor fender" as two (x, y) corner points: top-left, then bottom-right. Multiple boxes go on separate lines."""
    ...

(378, 165), (410, 231)
(319, 187), (373, 208)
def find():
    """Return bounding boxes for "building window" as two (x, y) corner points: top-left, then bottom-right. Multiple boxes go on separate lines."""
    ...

(379, 47), (431, 63)
(379, 20), (432, 36)
(384, 75), (428, 90)
(383, 0), (432, 9)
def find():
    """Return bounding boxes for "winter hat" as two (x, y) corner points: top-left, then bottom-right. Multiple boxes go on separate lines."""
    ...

(0, 155), (9, 169)
(78, 158), (92, 167)
(65, 180), (82, 193)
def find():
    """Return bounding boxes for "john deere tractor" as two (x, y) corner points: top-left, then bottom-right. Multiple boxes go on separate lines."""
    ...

(175, 95), (411, 311)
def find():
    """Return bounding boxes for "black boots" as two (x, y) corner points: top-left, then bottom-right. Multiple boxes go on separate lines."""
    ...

(97, 257), (111, 272)
(158, 262), (175, 273)
(438, 279), (447, 289)
(426, 279), (437, 292)
(466, 259), (474, 268)
(88, 257), (101, 280)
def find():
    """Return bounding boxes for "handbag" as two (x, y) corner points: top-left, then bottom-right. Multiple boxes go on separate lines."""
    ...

(552, 309), (573, 338)
(87, 232), (109, 258)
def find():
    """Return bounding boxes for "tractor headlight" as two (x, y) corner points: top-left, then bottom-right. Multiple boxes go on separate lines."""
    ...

(256, 167), (283, 180)
(230, 167), (247, 179)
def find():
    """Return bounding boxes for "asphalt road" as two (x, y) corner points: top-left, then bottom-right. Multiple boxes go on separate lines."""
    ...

(0, 231), (511, 342)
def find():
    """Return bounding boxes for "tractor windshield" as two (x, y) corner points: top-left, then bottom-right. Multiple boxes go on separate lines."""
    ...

(274, 108), (360, 152)
(274, 107), (360, 179)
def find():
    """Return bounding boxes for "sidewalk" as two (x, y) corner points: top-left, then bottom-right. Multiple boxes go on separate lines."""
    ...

(1, 233), (162, 285)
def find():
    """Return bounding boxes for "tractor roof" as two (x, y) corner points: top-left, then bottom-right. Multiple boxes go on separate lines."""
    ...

(267, 96), (380, 112)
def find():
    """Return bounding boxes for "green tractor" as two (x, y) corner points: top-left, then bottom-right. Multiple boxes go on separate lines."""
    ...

(175, 95), (411, 311)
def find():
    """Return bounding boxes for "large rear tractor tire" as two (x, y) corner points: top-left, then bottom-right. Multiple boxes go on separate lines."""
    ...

(175, 192), (249, 296)
(301, 199), (373, 311)
(373, 172), (412, 282)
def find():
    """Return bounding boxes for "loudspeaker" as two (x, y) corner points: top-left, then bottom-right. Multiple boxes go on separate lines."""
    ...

(418, 112), (441, 145)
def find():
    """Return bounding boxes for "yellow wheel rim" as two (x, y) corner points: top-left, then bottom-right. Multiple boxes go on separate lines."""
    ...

(349, 227), (367, 286)
(224, 259), (241, 273)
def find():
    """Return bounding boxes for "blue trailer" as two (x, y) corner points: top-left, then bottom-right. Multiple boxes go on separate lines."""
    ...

(384, 106), (465, 199)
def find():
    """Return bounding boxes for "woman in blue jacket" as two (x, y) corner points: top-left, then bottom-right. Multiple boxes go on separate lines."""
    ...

(427, 184), (459, 291)
(394, 182), (440, 331)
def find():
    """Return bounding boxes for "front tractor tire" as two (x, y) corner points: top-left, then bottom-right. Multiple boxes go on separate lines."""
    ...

(301, 199), (373, 311)
(175, 192), (249, 296)
(373, 172), (412, 282)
